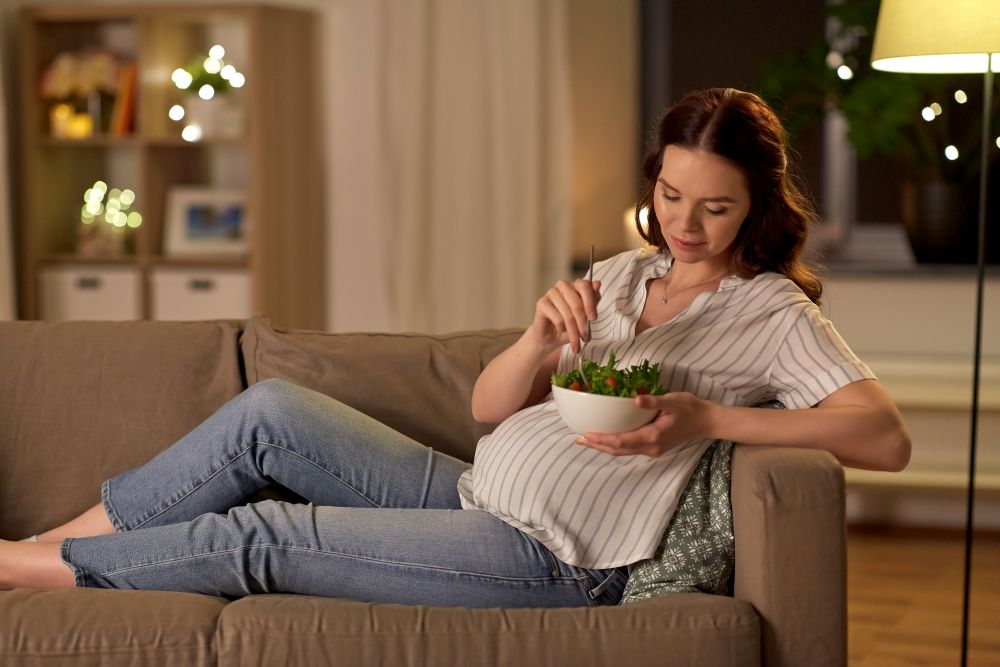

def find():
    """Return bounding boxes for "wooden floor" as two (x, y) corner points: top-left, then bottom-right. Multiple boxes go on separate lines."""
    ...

(847, 526), (1000, 666)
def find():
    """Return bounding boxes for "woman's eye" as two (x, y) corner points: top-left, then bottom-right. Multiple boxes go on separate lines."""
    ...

(706, 208), (727, 216)
(662, 194), (679, 202)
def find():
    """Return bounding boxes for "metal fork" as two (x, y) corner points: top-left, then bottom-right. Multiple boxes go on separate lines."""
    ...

(579, 245), (594, 388)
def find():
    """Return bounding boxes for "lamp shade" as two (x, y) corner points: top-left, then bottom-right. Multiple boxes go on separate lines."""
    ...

(871, 0), (1000, 73)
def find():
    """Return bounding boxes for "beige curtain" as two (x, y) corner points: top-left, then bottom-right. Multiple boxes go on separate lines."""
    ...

(0, 40), (15, 321)
(378, 0), (571, 333)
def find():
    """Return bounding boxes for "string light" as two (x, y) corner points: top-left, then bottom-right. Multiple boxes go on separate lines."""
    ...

(171, 68), (193, 89)
(79, 180), (141, 229)
(945, 145), (959, 160)
(181, 124), (203, 142)
(203, 57), (222, 74)
(955, 90), (968, 104)
(837, 65), (854, 80)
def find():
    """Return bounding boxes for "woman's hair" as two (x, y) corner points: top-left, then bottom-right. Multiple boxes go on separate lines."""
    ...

(635, 87), (823, 304)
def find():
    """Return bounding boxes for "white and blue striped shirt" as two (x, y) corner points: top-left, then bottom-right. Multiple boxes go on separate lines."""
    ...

(457, 248), (876, 569)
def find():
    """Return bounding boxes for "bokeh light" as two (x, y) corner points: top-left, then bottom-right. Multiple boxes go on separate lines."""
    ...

(171, 68), (193, 90)
(182, 124), (203, 142)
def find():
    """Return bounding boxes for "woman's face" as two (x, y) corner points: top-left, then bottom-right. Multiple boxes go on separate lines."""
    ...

(653, 145), (751, 269)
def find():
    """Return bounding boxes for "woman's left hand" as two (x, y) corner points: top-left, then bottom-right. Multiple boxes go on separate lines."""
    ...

(575, 392), (713, 457)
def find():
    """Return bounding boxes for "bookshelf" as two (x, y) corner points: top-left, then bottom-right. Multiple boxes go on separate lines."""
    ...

(17, 4), (325, 329)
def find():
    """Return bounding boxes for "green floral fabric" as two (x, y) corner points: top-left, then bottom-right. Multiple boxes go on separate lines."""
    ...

(619, 401), (784, 604)
(618, 439), (735, 602)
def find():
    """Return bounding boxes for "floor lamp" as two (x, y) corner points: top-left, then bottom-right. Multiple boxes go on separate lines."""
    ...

(870, 1), (998, 664)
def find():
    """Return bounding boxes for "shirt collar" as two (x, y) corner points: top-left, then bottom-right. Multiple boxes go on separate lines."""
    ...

(646, 248), (748, 292)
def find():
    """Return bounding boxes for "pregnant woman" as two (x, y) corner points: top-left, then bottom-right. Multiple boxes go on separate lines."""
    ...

(1, 88), (909, 605)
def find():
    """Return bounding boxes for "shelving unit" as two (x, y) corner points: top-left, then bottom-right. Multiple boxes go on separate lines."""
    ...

(17, 4), (324, 329)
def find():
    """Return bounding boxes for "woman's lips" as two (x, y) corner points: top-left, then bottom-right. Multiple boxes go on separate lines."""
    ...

(670, 235), (705, 249)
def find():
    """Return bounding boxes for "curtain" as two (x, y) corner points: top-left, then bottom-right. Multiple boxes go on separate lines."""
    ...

(0, 39), (15, 321)
(378, 0), (571, 333)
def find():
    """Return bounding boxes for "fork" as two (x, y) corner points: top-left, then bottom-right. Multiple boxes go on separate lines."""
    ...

(579, 245), (595, 388)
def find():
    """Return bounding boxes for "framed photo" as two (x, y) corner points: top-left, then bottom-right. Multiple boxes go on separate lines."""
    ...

(164, 187), (249, 257)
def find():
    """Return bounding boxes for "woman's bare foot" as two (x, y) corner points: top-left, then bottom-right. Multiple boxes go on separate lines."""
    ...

(0, 540), (76, 589)
(35, 503), (116, 542)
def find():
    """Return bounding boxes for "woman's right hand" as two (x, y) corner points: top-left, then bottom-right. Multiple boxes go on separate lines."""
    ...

(472, 278), (601, 422)
(526, 279), (602, 354)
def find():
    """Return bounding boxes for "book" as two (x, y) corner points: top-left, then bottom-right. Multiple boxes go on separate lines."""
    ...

(110, 63), (137, 137)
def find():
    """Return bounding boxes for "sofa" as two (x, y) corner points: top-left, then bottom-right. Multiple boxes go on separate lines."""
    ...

(0, 315), (847, 666)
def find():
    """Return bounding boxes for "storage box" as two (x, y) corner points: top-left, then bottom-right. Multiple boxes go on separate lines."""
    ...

(39, 265), (142, 320)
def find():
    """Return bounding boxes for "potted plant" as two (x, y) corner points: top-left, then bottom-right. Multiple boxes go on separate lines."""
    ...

(757, 0), (999, 264)
(169, 45), (247, 140)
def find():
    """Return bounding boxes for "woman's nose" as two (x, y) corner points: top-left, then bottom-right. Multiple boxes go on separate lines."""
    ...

(680, 207), (701, 230)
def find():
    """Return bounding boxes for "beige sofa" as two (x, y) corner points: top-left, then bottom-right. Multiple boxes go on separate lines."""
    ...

(0, 316), (847, 666)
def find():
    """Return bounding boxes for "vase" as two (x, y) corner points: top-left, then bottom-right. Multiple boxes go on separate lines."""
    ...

(184, 96), (245, 139)
(900, 180), (999, 265)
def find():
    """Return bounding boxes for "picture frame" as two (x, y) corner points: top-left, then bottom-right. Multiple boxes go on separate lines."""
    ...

(164, 186), (249, 257)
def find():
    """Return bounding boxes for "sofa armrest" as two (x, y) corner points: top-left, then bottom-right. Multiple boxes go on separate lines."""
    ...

(731, 445), (846, 667)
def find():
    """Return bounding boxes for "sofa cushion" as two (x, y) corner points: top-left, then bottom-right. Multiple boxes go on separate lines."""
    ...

(0, 588), (225, 666)
(240, 315), (522, 463)
(215, 593), (760, 666)
(0, 320), (245, 540)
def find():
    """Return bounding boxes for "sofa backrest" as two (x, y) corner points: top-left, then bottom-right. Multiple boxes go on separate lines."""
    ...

(0, 320), (246, 539)
(241, 315), (523, 464)
(0, 316), (522, 539)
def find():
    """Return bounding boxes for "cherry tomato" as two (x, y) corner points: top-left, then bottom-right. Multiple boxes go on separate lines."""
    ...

(605, 377), (618, 389)
(569, 381), (583, 391)
(636, 387), (650, 395)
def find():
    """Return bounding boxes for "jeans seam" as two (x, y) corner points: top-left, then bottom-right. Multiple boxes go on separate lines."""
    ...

(129, 440), (381, 530)
(97, 543), (590, 584)
(128, 445), (258, 530)
(417, 447), (434, 509)
(100, 479), (126, 532)
(252, 440), (382, 508)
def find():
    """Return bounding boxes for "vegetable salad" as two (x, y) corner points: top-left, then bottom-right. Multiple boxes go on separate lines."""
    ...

(551, 352), (667, 397)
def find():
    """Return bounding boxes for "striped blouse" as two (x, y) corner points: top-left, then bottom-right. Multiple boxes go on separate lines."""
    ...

(456, 247), (876, 569)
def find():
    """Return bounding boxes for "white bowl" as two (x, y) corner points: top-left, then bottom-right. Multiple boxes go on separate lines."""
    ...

(551, 384), (658, 434)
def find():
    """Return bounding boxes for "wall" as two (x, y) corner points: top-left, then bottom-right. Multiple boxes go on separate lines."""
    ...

(0, 1), (16, 319)
(567, 0), (639, 265)
(664, 0), (826, 212)
(824, 272), (1000, 530)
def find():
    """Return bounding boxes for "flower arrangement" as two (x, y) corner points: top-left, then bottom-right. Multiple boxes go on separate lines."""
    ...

(41, 49), (121, 100)
(40, 49), (126, 138)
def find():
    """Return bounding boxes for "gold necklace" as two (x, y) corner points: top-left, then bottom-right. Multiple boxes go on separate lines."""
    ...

(660, 268), (729, 304)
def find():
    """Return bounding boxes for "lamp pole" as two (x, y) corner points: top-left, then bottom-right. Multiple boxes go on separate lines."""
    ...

(960, 62), (992, 667)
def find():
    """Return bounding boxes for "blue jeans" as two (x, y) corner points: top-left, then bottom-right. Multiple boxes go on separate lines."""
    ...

(60, 379), (628, 607)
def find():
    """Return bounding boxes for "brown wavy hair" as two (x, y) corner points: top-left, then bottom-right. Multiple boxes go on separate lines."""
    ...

(636, 87), (823, 304)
